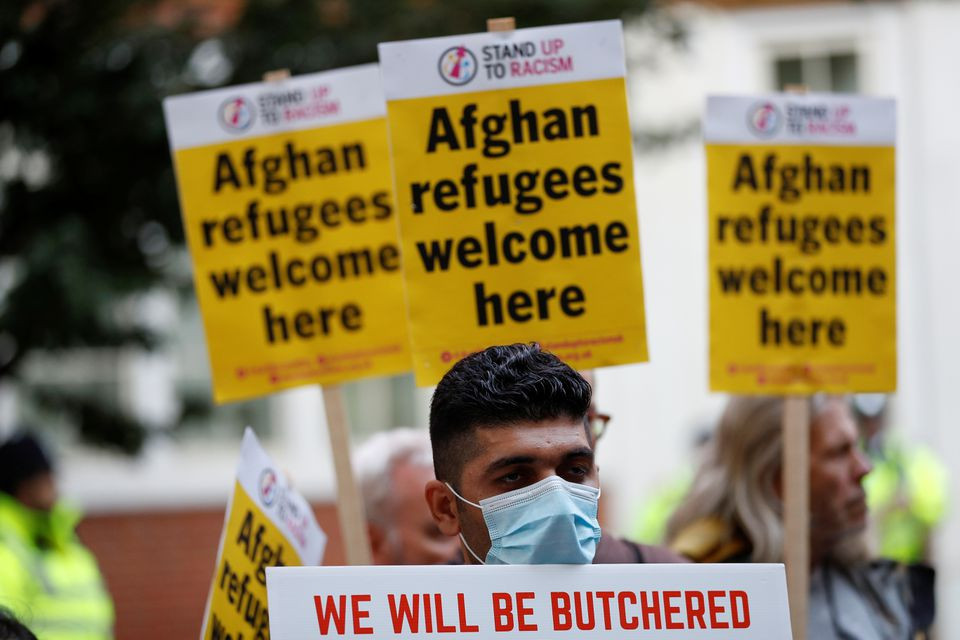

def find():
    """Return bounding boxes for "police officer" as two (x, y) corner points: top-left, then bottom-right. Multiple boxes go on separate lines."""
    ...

(0, 432), (114, 640)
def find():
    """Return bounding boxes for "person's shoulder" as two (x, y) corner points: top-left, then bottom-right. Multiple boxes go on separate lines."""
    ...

(864, 559), (935, 634)
(668, 517), (750, 563)
(594, 535), (690, 564)
(817, 559), (935, 638)
(0, 542), (32, 597)
(638, 543), (691, 564)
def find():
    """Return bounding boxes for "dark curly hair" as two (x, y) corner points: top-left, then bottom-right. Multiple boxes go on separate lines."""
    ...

(429, 343), (591, 484)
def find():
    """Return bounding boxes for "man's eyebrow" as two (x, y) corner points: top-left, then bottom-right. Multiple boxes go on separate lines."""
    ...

(484, 448), (595, 475)
(485, 455), (536, 474)
(564, 447), (595, 462)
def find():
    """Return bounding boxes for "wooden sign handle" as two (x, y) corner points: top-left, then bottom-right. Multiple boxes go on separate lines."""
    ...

(783, 395), (809, 640)
(323, 385), (373, 565)
(780, 83), (809, 640)
(487, 17), (516, 32)
(263, 69), (291, 83)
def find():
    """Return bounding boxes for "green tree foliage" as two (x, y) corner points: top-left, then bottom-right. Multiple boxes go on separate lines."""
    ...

(0, 0), (661, 452)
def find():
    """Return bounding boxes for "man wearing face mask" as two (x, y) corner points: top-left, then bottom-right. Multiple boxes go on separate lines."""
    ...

(424, 343), (685, 565)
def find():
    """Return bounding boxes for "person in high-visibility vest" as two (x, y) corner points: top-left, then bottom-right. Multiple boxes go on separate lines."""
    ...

(854, 394), (948, 564)
(0, 432), (114, 640)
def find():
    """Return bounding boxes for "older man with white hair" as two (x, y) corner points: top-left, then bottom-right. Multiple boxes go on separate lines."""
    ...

(666, 395), (935, 639)
(354, 428), (462, 565)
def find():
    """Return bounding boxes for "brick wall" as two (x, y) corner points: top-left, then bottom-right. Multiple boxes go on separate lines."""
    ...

(77, 503), (343, 639)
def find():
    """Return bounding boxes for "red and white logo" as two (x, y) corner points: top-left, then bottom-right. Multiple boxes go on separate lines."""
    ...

(259, 468), (279, 506)
(219, 96), (255, 132)
(438, 46), (478, 86)
(747, 101), (781, 137)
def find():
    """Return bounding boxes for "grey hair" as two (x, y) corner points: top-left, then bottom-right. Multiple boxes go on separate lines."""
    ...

(353, 427), (433, 527)
(666, 395), (832, 563)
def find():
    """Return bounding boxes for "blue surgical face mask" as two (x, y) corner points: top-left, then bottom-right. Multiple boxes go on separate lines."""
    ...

(446, 476), (602, 565)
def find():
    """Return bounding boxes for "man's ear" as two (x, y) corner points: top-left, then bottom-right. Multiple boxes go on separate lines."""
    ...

(773, 466), (784, 501)
(425, 479), (461, 537)
(367, 521), (386, 564)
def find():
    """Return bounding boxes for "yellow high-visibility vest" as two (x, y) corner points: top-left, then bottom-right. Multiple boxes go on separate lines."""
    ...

(864, 443), (948, 564)
(0, 494), (114, 640)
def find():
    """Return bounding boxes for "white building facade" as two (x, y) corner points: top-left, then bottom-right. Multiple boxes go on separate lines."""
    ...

(1, 0), (956, 632)
(606, 0), (960, 631)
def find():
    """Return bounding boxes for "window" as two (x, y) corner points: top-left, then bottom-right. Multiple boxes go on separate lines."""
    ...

(773, 52), (858, 93)
(344, 373), (422, 441)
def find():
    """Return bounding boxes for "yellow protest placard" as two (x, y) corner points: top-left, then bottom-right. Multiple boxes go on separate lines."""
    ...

(379, 21), (648, 385)
(163, 65), (411, 403)
(202, 428), (326, 640)
(705, 95), (896, 393)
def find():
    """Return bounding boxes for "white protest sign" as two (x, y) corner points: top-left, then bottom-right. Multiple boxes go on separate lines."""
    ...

(201, 428), (327, 640)
(266, 564), (791, 639)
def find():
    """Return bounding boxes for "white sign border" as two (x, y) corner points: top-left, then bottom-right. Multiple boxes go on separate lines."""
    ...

(163, 63), (385, 150)
(378, 20), (626, 101)
(705, 94), (896, 146)
(267, 563), (792, 639)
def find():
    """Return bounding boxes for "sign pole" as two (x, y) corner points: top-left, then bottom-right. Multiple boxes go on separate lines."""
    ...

(486, 16), (516, 32)
(782, 396), (809, 639)
(263, 68), (292, 83)
(782, 85), (809, 640)
(323, 385), (373, 565)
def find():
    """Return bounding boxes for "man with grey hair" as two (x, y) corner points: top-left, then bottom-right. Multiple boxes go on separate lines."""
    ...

(354, 428), (461, 565)
(666, 395), (934, 639)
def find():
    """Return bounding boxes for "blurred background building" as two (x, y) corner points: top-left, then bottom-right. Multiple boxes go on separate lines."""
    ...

(0, 0), (957, 637)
